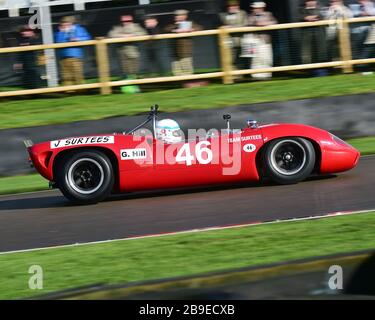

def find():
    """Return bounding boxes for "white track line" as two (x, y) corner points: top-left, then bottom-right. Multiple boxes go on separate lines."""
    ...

(0, 189), (54, 199)
(0, 208), (373, 256)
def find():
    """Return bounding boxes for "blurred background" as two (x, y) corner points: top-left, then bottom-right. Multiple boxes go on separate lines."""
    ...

(0, 0), (373, 92)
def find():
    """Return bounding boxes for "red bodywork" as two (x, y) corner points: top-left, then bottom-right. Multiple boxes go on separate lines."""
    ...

(28, 123), (360, 193)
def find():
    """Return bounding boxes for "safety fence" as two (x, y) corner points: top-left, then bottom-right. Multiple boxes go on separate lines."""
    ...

(1, 16), (375, 97)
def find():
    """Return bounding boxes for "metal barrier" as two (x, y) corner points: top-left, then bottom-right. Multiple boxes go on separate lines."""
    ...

(1, 16), (375, 97)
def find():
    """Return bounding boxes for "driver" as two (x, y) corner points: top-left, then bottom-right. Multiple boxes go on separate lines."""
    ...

(156, 119), (183, 144)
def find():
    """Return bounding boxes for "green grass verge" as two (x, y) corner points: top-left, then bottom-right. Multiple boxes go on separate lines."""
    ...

(346, 137), (375, 156)
(0, 174), (49, 195)
(1, 73), (375, 130)
(0, 211), (374, 299)
(0, 136), (373, 196)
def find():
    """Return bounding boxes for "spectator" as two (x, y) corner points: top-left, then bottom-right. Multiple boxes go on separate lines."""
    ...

(300, 0), (328, 70)
(55, 16), (91, 86)
(248, 2), (277, 27)
(220, 0), (248, 70)
(165, 10), (202, 76)
(361, 16), (375, 66)
(14, 26), (43, 89)
(325, 0), (353, 61)
(247, 1), (277, 79)
(108, 15), (146, 79)
(360, 0), (375, 61)
(358, 0), (375, 16)
(350, 0), (375, 59)
(326, 0), (353, 20)
(143, 14), (166, 76)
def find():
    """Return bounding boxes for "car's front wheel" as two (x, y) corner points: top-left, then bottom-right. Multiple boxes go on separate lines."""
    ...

(56, 150), (114, 204)
(262, 137), (316, 185)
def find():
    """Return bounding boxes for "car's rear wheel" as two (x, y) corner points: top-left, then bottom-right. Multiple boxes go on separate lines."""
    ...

(263, 137), (315, 185)
(56, 150), (114, 204)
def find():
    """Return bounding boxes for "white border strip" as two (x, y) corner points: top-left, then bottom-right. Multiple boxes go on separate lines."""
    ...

(0, 208), (373, 256)
(0, 189), (54, 199)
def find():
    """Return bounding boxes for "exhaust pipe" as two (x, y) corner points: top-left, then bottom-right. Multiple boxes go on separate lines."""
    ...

(23, 140), (34, 167)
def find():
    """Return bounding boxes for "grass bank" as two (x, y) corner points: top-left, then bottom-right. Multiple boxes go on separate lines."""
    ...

(0, 174), (49, 195)
(1, 73), (375, 130)
(0, 211), (374, 299)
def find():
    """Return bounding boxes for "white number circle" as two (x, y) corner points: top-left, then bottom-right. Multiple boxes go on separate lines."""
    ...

(243, 144), (256, 153)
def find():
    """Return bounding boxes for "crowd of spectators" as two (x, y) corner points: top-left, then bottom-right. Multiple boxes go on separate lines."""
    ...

(221, 1), (277, 80)
(11, 0), (375, 90)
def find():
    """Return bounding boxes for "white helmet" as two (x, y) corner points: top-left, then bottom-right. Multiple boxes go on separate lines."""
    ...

(156, 119), (183, 144)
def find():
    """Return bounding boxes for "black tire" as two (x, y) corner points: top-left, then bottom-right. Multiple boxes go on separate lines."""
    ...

(56, 150), (114, 204)
(262, 137), (316, 185)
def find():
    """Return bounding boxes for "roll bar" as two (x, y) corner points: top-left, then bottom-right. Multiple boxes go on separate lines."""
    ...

(126, 105), (159, 138)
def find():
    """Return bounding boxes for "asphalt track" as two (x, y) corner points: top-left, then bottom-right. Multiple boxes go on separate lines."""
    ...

(0, 156), (374, 253)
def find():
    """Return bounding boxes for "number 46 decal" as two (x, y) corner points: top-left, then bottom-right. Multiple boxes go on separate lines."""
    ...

(176, 141), (213, 166)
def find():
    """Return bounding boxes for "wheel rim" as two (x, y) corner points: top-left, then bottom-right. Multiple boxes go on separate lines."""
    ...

(67, 158), (104, 195)
(270, 140), (307, 176)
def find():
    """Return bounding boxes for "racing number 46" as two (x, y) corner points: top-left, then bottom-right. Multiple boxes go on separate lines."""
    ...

(176, 141), (213, 166)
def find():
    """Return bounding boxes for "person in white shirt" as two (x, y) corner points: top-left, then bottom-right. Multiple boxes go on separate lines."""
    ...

(358, 0), (375, 16)
(325, 0), (353, 61)
(351, 0), (375, 59)
(360, 1), (375, 69)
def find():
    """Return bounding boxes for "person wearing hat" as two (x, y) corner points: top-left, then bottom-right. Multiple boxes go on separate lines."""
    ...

(55, 16), (91, 86)
(14, 26), (43, 89)
(220, 0), (248, 70)
(220, 1), (247, 28)
(248, 2), (277, 27)
(108, 15), (147, 78)
(246, 1), (277, 79)
(165, 9), (202, 76)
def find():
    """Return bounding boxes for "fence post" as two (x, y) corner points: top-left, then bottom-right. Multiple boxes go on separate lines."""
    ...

(218, 27), (234, 84)
(338, 18), (353, 73)
(95, 38), (112, 95)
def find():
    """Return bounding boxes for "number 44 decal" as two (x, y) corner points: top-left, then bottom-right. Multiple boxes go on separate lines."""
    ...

(176, 141), (213, 166)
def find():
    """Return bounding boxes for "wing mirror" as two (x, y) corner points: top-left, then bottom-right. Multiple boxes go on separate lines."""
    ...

(223, 114), (231, 132)
(150, 104), (159, 115)
(247, 119), (258, 129)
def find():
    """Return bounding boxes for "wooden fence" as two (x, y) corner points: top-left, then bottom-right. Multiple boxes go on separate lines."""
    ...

(1, 16), (375, 97)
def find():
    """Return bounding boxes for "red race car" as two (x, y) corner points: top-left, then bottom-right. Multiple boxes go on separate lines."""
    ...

(26, 106), (360, 204)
